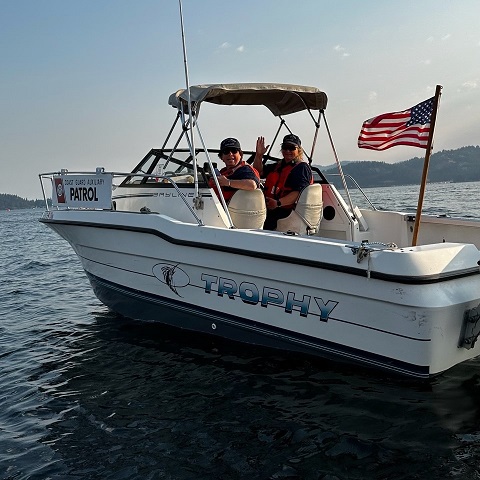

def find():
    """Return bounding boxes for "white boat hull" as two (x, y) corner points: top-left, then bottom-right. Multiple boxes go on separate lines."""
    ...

(42, 209), (480, 378)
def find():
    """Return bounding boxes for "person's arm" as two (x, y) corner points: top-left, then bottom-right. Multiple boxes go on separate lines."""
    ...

(277, 190), (300, 207)
(253, 136), (268, 176)
(265, 190), (299, 209)
(217, 176), (257, 191)
(230, 178), (257, 190)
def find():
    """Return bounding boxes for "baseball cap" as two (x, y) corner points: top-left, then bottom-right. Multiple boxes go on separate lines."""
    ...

(282, 134), (301, 147)
(220, 138), (241, 150)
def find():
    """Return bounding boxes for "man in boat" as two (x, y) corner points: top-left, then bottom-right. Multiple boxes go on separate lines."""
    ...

(254, 134), (313, 230)
(209, 138), (260, 202)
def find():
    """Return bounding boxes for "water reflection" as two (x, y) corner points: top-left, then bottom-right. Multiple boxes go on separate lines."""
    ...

(39, 312), (480, 479)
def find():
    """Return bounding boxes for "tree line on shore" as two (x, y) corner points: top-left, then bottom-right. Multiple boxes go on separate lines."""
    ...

(0, 194), (46, 210)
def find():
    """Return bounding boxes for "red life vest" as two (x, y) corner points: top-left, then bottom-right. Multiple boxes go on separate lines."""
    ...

(209, 161), (260, 202)
(264, 161), (313, 206)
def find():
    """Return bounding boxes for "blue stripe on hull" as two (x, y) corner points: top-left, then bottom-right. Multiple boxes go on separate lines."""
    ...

(86, 272), (430, 378)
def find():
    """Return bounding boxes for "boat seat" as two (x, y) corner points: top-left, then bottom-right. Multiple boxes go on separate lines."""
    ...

(227, 189), (266, 229)
(276, 183), (323, 235)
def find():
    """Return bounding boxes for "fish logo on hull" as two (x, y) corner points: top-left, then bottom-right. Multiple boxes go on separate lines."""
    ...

(152, 263), (190, 297)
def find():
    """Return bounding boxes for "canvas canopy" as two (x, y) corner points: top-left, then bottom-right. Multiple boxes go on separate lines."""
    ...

(168, 83), (328, 116)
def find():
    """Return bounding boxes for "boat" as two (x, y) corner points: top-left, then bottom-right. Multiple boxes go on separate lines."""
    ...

(39, 83), (480, 378)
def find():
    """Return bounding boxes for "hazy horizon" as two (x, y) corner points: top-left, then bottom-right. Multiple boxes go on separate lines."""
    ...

(2, 1), (479, 198)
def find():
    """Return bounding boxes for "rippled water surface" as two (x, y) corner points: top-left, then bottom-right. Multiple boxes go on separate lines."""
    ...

(1, 182), (480, 479)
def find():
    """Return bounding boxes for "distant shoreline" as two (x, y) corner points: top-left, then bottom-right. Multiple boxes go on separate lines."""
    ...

(3, 145), (479, 208)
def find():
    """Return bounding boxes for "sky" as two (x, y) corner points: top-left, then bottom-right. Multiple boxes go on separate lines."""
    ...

(1, 0), (479, 199)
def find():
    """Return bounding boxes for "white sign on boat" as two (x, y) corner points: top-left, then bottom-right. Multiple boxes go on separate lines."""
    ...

(51, 170), (113, 209)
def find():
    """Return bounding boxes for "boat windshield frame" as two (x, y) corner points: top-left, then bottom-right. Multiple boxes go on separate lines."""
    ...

(119, 83), (331, 188)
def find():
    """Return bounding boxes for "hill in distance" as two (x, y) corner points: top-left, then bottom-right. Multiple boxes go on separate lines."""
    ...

(319, 145), (480, 188)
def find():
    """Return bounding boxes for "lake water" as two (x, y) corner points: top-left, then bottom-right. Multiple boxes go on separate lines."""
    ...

(1, 182), (480, 479)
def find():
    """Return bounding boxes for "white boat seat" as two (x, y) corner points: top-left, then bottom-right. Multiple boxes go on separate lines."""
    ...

(276, 183), (323, 235)
(227, 189), (266, 229)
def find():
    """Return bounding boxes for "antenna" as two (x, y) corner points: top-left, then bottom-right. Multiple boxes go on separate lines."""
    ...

(178, 0), (200, 203)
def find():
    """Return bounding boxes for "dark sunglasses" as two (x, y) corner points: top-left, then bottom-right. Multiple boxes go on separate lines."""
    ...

(281, 145), (297, 151)
(221, 148), (239, 155)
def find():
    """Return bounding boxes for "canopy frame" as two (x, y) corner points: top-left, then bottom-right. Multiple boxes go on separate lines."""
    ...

(121, 82), (364, 226)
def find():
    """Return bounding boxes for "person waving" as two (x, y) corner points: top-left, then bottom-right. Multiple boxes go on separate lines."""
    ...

(253, 134), (313, 230)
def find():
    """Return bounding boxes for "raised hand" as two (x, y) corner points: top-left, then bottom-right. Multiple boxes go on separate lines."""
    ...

(256, 136), (269, 157)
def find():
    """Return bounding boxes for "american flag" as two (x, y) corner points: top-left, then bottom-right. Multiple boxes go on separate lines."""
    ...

(358, 97), (434, 151)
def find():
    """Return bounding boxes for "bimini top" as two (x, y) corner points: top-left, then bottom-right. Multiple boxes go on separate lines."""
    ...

(168, 83), (328, 116)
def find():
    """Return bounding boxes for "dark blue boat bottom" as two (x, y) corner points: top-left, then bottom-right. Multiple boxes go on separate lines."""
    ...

(87, 272), (429, 378)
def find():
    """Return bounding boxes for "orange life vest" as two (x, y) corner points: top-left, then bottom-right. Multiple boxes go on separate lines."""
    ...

(264, 161), (313, 206)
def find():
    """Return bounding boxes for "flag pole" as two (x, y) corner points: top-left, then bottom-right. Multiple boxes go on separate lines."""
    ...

(411, 84), (443, 246)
